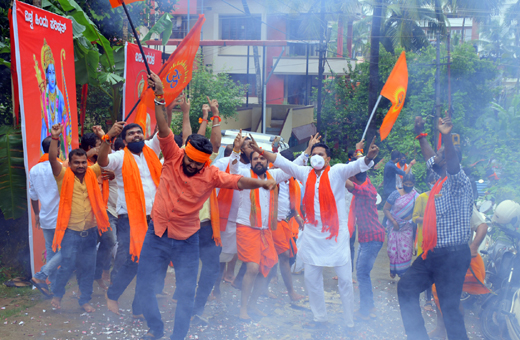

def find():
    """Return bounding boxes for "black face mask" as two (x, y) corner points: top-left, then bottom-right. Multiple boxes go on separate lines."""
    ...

(403, 185), (414, 193)
(127, 140), (145, 154)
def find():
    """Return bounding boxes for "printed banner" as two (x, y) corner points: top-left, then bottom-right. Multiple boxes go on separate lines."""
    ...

(122, 42), (162, 138)
(12, 1), (79, 275)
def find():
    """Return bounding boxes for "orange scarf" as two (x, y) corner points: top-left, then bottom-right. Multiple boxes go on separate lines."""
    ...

(217, 162), (234, 231)
(87, 159), (110, 209)
(250, 170), (278, 230)
(122, 146), (162, 262)
(303, 166), (339, 241)
(209, 189), (222, 246)
(52, 167), (109, 251)
(288, 177), (302, 237)
(38, 153), (63, 164)
(347, 178), (369, 238)
(421, 177), (447, 259)
(397, 163), (408, 180)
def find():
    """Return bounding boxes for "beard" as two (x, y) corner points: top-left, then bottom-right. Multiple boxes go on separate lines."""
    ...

(240, 152), (250, 164)
(182, 163), (201, 177)
(252, 163), (267, 176)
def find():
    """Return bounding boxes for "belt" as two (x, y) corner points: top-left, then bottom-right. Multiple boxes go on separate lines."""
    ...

(118, 214), (152, 223)
(69, 229), (94, 237)
(200, 221), (212, 228)
(433, 244), (469, 253)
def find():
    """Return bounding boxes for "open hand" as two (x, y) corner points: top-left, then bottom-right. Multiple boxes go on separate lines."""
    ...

(295, 215), (304, 231)
(102, 170), (115, 181)
(366, 136), (379, 160)
(35, 215), (41, 229)
(108, 121), (125, 139)
(438, 117), (453, 135)
(51, 123), (64, 138)
(414, 116), (425, 135)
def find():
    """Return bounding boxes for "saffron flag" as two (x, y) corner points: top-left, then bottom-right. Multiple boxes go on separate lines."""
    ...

(379, 51), (408, 141)
(135, 14), (205, 127)
(109, 0), (143, 9)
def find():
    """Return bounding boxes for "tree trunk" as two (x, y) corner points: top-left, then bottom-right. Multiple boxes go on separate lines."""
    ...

(347, 18), (354, 58)
(241, 0), (262, 104)
(461, 16), (466, 44)
(337, 16), (344, 57)
(366, 0), (383, 141)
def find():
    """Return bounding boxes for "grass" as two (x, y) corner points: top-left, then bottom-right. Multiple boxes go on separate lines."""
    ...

(0, 284), (43, 319)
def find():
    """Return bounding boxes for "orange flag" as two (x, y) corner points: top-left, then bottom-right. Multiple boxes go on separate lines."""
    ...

(379, 51), (408, 141)
(134, 15), (205, 131)
(109, 0), (143, 8)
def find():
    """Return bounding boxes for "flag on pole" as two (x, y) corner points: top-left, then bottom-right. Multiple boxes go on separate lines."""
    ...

(109, 0), (143, 8)
(379, 51), (408, 141)
(134, 15), (205, 131)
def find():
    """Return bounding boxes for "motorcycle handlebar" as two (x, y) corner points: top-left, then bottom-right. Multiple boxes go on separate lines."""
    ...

(498, 225), (520, 240)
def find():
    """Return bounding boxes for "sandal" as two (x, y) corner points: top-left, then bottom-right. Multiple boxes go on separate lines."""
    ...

(29, 279), (53, 298)
(4, 279), (31, 288)
(140, 331), (163, 339)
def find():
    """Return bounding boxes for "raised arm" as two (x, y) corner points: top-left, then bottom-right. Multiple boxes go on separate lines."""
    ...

(438, 117), (459, 175)
(178, 95), (191, 145)
(208, 97), (221, 153)
(229, 130), (247, 175)
(415, 116), (435, 161)
(49, 124), (64, 177)
(93, 122), (125, 167)
(148, 72), (170, 138)
(197, 103), (209, 136)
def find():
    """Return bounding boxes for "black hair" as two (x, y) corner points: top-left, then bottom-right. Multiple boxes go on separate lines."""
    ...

(174, 135), (183, 148)
(355, 171), (367, 183)
(114, 138), (125, 151)
(80, 132), (99, 151)
(391, 150), (401, 160)
(224, 144), (233, 157)
(68, 148), (87, 161)
(402, 173), (416, 184)
(347, 150), (356, 162)
(280, 149), (295, 162)
(310, 142), (331, 158)
(121, 123), (143, 140)
(186, 134), (213, 155)
(41, 136), (60, 153)
(426, 172), (436, 185)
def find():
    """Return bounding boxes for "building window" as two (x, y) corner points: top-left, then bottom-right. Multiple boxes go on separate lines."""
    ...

(229, 74), (258, 96)
(220, 15), (261, 40)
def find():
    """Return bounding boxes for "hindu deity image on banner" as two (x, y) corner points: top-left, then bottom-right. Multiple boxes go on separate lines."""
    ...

(123, 42), (162, 137)
(12, 0), (78, 275)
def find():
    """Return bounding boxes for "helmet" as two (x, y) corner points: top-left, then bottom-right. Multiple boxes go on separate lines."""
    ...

(492, 200), (520, 225)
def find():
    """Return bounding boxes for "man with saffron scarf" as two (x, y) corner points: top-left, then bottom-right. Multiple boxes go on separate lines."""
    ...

(229, 131), (309, 321)
(250, 136), (379, 333)
(134, 73), (277, 340)
(95, 97), (175, 318)
(397, 116), (473, 340)
(47, 123), (110, 313)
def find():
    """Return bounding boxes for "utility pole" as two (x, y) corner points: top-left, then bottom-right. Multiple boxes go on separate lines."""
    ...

(316, 0), (325, 134)
(433, 0), (443, 149)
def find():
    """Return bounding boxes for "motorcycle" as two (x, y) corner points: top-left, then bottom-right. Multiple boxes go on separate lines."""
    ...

(480, 225), (520, 340)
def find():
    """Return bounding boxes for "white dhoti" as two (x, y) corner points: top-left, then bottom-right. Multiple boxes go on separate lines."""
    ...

(219, 220), (237, 262)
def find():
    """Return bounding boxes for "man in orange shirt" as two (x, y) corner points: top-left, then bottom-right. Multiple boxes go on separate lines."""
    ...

(134, 73), (277, 340)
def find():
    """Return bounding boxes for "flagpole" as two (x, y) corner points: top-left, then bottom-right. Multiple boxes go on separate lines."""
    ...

(124, 98), (141, 121)
(121, 1), (152, 75)
(362, 94), (382, 140)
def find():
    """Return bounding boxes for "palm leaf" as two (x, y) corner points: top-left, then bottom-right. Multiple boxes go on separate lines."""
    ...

(0, 126), (27, 220)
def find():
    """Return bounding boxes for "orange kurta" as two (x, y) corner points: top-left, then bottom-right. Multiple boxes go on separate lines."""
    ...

(236, 224), (278, 277)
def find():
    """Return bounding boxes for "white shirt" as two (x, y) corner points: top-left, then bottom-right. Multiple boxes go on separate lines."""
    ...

(273, 155), (373, 267)
(345, 190), (353, 224)
(102, 135), (161, 215)
(213, 156), (251, 223)
(278, 181), (291, 221)
(107, 178), (118, 218)
(28, 161), (60, 229)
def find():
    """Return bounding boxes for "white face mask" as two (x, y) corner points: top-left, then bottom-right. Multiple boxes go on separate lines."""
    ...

(310, 154), (325, 170)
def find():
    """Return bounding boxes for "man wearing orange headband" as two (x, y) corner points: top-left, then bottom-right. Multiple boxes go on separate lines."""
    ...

(134, 73), (277, 340)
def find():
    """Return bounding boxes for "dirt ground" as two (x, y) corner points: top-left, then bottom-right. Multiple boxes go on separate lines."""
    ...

(0, 237), (485, 340)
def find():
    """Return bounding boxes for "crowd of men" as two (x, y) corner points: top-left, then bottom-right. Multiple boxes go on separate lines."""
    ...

(28, 72), (479, 340)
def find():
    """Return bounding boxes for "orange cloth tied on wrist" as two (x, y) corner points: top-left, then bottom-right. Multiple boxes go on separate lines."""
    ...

(52, 167), (110, 251)
(185, 142), (211, 166)
(421, 177), (447, 259)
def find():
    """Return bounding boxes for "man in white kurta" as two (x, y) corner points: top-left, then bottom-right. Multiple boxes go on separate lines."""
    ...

(251, 137), (379, 331)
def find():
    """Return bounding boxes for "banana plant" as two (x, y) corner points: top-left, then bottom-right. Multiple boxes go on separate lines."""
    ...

(0, 125), (26, 220)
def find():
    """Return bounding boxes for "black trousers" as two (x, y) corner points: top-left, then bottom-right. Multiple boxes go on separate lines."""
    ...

(397, 245), (471, 340)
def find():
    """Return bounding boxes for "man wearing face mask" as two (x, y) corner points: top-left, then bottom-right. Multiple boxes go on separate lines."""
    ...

(397, 116), (473, 340)
(95, 95), (177, 318)
(229, 131), (309, 321)
(251, 135), (379, 334)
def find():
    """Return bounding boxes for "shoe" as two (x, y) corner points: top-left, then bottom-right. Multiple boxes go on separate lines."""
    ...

(192, 314), (209, 325)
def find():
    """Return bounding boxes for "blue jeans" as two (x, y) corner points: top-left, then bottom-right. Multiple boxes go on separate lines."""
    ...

(356, 241), (383, 315)
(135, 221), (200, 340)
(53, 228), (97, 306)
(94, 213), (117, 280)
(34, 229), (61, 291)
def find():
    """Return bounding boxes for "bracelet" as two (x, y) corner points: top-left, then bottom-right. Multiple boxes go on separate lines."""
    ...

(199, 118), (208, 124)
(415, 133), (428, 140)
(51, 136), (60, 141)
(356, 149), (364, 154)
(210, 116), (222, 123)
(259, 148), (265, 156)
(356, 152), (363, 157)
(212, 124), (220, 128)
(154, 98), (166, 106)
(102, 134), (112, 144)
(155, 94), (164, 100)
(233, 148), (241, 154)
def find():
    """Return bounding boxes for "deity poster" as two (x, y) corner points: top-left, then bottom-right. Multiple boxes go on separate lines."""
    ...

(123, 42), (162, 138)
(12, 1), (78, 275)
